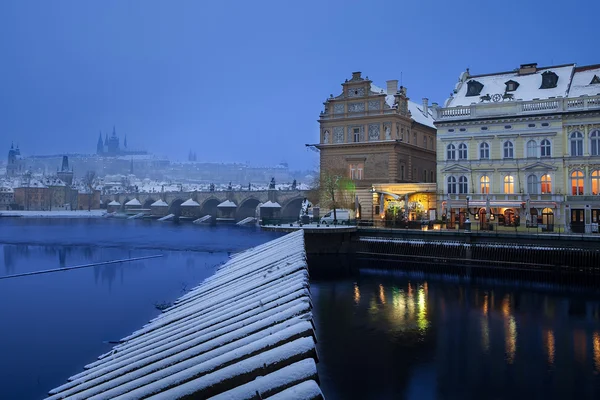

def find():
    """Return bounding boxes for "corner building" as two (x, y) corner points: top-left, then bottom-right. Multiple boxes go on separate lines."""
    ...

(434, 63), (600, 233)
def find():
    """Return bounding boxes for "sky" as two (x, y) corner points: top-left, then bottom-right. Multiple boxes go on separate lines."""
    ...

(1, 0), (599, 170)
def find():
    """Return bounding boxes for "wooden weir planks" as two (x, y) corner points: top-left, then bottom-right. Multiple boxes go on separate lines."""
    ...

(46, 230), (324, 400)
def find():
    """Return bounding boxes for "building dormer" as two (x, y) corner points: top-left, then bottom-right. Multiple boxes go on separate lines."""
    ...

(540, 71), (558, 89)
(465, 80), (484, 97)
(591, 75), (600, 85)
(505, 80), (520, 92)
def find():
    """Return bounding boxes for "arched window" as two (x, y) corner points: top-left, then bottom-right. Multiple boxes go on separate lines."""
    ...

(447, 144), (456, 160)
(571, 170), (584, 195)
(503, 141), (514, 159)
(526, 140), (537, 158)
(591, 130), (600, 156)
(504, 175), (514, 194)
(479, 142), (490, 159)
(458, 143), (468, 160)
(458, 176), (468, 194)
(429, 137), (434, 150)
(570, 131), (584, 156)
(423, 169), (427, 182)
(591, 170), (600, 196)
(447, 176), (457, 194)
(430, 171), (435, 183)
(541, 174), (552, 194)
(527, 174), (538, 194)
(540, 139), (551, 157)
(480, 175), (490, 194)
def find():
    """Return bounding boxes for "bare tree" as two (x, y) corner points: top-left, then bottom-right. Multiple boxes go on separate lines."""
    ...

(83, 171), (96, 211)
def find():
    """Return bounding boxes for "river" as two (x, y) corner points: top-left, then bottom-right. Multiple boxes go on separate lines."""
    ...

(1, 219), (599, 399)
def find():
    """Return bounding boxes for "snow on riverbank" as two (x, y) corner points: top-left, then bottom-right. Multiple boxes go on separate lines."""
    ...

(0, 210), (107, 218)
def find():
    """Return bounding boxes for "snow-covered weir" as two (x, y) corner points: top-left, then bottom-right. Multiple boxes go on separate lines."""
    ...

(46, 230), (324, 400)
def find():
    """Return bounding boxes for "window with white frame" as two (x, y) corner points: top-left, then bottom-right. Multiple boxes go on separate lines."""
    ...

(526, 140), (537, 158)
(479, 142), (490, 159)
(591, 170), (600, 195)
(527, 174), (538, 194)
(541, 174), (552, 194)
(504, 175), (515, 194)
(447, 176), (457, 194)
(480, 175), (490, 194)
(591, 130), (600, 156)
(349, 163), (364, 180)
(570, 131), (584, 156)
(458, 176), (468, 194)
(571, 170), (584, 195)
(540, 139), (551, 157)
(353, 128), (361, 143)
(458, 143), (468, 160)
(447, 144), (456, 160)
(503, 141), (514, 159)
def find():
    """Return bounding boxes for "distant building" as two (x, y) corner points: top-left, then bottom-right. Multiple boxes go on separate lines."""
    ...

(57, 155), (74, 185)
(6, 143), (24, 177)
(96, 126), (147, 157)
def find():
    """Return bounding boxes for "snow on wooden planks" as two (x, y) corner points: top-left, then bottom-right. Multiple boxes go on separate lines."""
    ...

(46, 230), (324, 400)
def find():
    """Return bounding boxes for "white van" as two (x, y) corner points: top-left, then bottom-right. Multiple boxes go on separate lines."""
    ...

(320, 209), (354, 224)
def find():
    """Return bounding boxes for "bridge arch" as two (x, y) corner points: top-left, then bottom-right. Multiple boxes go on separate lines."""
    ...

(281, 197), (304, 219)
(200, 197), (221, 218)
(169, 198), (185, 217)
(143, 198), (156, 209)
(237, 197), (261, 221)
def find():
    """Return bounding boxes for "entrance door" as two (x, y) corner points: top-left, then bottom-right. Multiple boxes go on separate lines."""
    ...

(571, 209), (585, 233)
(541, 208), (554, 232)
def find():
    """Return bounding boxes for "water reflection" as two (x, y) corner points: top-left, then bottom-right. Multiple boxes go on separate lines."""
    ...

(312, 272), (600, 400)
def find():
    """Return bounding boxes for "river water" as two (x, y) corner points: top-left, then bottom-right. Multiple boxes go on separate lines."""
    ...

(1, 219), (599, 399)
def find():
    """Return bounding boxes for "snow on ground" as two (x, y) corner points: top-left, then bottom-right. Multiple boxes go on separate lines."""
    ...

(0, 210), (107, 218)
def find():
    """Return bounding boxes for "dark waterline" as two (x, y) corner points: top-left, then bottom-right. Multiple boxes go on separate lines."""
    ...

(0, 218), (282, 400)
(312, 269), (600, 400)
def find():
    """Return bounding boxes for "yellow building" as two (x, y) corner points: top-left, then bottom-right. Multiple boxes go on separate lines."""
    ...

(434, 63), (600, 232)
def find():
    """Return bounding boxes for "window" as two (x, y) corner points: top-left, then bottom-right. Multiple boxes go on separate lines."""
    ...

(459, 128), (466, 132)
(349, 163), (364, 180)
(466, 80), (484, 96)
(571, 170), (584, 195)
(448, 129), (454, 133)
(505, 80), (519, 91)
(591, 75), (600, 85)
(458, 176), (468, 194)
(447, 144), (456, 160)
(592, 170), (600, 195)
(541, 122), (549, 127)
(353, 128), (360, 143)
(430, 171), (434, 183)
(423, 169), (427, 182)
(504, 175), (515, 194)
(528, 123), (536, 128)
(505, 125), (512, 129)
(540, 139), (551, 157)
(401, 165), (405, 180)
(458, 143), (468, 160)
(541, 174), (552, 194)
(526, 140), (537, 158)
(503, 141), (514, 159)
(540, 71), (558, 89)
(480, 175), (490, 194)
(447, 176), (457, 194)
(423, 136), (428, 148)
(481, 127), (488, 131)
(429, 137), (434, 150)
(413, 133), (417, 144)
(570, 131), (584, 156)
(480, 142), (490, 159)
(527, 174), (538, 194)
(591, 130), (600, 156)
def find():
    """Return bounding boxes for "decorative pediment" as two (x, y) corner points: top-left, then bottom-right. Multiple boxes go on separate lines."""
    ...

(522, 161), (557, 171)
(441, 164), (472, 173)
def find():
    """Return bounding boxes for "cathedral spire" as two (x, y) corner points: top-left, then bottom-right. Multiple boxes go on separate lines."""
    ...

(124, 134), (128, 148)
(112, 125), (116, 137)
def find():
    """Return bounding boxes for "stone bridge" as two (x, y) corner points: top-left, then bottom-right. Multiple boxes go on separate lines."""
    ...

(101, 189), (309, 221)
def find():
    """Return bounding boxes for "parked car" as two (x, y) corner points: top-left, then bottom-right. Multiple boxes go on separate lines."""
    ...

(320, 209), (354, 224)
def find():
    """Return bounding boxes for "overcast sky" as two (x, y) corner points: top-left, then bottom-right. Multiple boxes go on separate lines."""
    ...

(1, 0), (598, 170)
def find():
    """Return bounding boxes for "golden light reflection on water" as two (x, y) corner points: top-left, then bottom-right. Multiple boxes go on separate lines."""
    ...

(502, 295), (517, 364)
(544, 329), (555, 366)
(379, 284), (386, 305)
(407, 283), (415, 317)
(594, 332), (600, 372)
(481, 294), (489, 353)
(353, 283), (360, 305)
(573, 330), (587, 364)
(417, 286), (429, 331)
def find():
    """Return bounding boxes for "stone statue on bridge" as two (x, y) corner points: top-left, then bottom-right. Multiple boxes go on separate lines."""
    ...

(300, 198), (312, 216)
(209, 183), (215, 192)
(269, 178), (276, 190)
(228, 182), (232, 190)
(292, 179), (297, 190)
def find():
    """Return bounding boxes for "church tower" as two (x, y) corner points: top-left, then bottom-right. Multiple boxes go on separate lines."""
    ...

(96, 132), (104, 155)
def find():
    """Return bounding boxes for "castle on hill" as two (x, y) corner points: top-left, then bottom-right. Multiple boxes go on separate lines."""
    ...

(96, 126), (147, 157)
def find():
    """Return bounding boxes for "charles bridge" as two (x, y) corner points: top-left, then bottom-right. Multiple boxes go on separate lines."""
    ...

(101, 189), (309, 220)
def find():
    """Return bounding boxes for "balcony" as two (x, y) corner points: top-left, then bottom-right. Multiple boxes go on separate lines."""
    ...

(435, 95), (600, 121)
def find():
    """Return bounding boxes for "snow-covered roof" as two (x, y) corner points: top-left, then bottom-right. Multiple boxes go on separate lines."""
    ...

(370, 84), (435, 128)
(43, 177), (66, 187)
(151, 199), (168, 207)
(47, 230), (323, 399)
(447, 64), (575, 107)
(108, 200), (121, 206)
(181, 198), (200, 206)
(217, 200), (237, 208)
(260, 201), (281, 208)
(124, 198), (141, 206)
(569, 65), (600, 97)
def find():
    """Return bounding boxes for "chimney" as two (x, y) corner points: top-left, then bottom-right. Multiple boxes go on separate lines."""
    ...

(422, 98), (429, 116)
(351, 71), (362, 80)
(518, 63), (538, 75)
(386, 80), (398, 95)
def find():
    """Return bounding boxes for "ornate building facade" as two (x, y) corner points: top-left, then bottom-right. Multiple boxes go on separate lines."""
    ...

(434, 63), (600, 233)
(311, 72), (437, 219)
